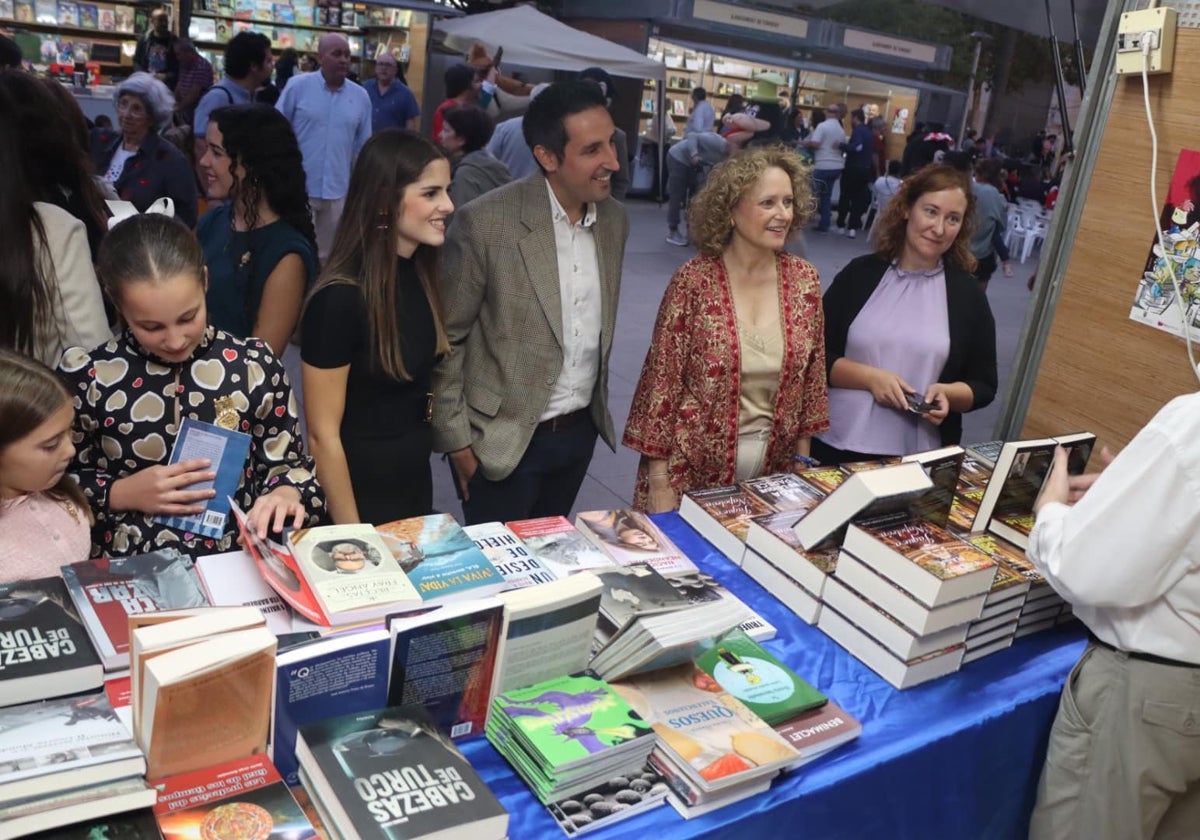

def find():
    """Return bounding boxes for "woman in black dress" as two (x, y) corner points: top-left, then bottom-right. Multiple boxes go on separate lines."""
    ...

(301, 131), (453, 524)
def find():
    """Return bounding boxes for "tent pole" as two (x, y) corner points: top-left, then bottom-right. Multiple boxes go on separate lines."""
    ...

(1044, 0), (1075, 157)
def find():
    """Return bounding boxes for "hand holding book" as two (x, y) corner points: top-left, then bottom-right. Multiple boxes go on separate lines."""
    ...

(1034, 444), (1114, 512)
(243, 484), (306, 539)
(110, 458), (216, 515)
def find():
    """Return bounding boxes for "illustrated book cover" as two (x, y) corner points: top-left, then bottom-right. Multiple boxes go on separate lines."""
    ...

(376, 514), (505, 603)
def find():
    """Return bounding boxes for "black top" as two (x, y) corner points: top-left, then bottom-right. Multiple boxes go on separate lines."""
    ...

(302, 257), (438, 439)
(822, 253), (998, 447)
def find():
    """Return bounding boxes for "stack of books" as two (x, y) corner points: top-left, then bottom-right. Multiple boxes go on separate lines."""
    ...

(0, 576), (102, 707)
(959, 533), (1032, 662)
(0, 694), (156, 837)
(614, 662), (802, 818)
(297, 705), (508, 840)
(487, 673), (656, 804)
(588, 564), (748, 681)
(777, 460), (998, 689)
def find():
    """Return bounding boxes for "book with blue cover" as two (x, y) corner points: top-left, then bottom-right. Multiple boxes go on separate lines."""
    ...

(155, 417), (251, 540)
(376, 514), (506, 603)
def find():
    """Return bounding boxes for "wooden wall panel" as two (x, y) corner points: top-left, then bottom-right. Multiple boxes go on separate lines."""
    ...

(1020, 28), (1200, 450)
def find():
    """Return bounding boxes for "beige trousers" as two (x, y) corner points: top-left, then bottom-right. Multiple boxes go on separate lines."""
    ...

(309, 195), (346, 264)
(1029, 642), (1200, 840)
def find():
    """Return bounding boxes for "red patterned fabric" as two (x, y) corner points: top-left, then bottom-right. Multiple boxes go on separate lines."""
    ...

(623, 252), (830, 510)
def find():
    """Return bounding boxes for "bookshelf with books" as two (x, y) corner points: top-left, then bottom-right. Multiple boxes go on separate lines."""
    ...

(1, 0), (151, 81)
(185, 0), (431, 104)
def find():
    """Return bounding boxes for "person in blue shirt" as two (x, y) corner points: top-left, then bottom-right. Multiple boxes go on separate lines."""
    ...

(362, 52), (419, 134)
(276, 32), (372, 263)
(192, 32), (274, 164)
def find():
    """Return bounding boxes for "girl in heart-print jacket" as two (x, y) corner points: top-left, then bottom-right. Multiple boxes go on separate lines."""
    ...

(58, 326), (325, 557)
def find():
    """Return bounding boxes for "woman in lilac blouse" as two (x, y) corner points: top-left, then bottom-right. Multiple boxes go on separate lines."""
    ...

(813, 164), (997, 464)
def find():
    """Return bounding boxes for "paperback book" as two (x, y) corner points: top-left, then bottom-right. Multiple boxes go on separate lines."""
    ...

(232, 505), (421, 626)
(694, 627), (826, 725)
(152, 753), (315, 840)
(793, 462), (933, 551)
(493, 573), (603, 696)
(194, 550), (299, 636)
(60, 550), (208, 671)
(155, 418), (252, 540)
(817, 605), (965, 690)
(575, 509), (696, 575)
(506, 516), (613, 579)
(545, 761), (668, 837)
(678, 485), (771, 565)
(376, 514), (506, 603)
(744, 507), (838, 598)
(271, 626), (391, 787)
(0, 576), (102, 707)
(773, 698), (862, 763)
(0, 777), (157, 840)
(463, 521), (558, 589)
(21, 808), (158, 840)
(387, 598), (504, 739)
(843, 513), (997, 608)
(612, 663), (798, 793)
(663, 568), (777, 641)
(296, 705), (508, 840)
(0, 694), (144, 804)
(971, 433), (1095, 536)
(487, 673), (655, 803)
(901, 445), (964, 528)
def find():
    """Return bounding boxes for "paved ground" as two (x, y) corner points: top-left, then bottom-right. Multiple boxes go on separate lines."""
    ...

(428, 197), (1038, 519)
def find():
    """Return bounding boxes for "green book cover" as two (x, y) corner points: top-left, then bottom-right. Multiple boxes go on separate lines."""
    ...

(490, 673), (652, 772)
(694, 627), (827, 725)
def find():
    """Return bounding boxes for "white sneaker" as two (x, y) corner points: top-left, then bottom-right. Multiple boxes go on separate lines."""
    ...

(847, 229), (857, 239)
(666, 231), (689, 247)
(833, 226), (845, 235)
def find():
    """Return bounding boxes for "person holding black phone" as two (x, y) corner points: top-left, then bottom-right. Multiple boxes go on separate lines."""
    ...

(813, 164), (997, 464)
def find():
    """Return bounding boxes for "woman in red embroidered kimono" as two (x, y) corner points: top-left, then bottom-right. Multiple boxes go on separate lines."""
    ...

(624, 146), (830, 513)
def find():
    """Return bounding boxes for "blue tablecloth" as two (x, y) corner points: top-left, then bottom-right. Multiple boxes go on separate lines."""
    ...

(460, 513), (1086, 840)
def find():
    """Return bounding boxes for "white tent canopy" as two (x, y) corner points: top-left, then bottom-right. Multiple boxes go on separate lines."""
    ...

(434, 6), (665, 80)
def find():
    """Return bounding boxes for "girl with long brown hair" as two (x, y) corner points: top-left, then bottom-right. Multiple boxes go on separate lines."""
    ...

(301, 130), (452, 524)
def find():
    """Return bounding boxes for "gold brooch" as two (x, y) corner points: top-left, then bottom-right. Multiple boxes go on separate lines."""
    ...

(214, 395), (240, 430)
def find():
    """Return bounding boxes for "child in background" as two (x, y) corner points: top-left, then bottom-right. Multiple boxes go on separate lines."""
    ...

(58, 214), (324, 557)
(866, 160), (903, 232)
(0, 350), (92, 582)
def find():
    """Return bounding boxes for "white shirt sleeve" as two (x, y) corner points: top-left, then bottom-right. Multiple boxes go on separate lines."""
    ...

(1028, 403), (1200, 608)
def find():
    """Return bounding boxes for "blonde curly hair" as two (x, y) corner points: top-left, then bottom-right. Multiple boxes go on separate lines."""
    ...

(687, 145), (814, 256)
(872, 164), (977, 273)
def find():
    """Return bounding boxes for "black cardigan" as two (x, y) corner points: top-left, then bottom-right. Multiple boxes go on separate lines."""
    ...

(821, 253), (998, 447)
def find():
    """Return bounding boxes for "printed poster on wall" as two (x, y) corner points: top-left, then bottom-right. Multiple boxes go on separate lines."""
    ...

(1129, 149), (1200, 340)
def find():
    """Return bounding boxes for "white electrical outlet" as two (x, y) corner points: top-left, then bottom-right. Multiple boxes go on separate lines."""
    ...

(1116, 6), (1178, 75)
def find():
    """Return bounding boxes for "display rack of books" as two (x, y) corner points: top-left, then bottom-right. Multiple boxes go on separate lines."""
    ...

(186, 0), (430, 100)
(0, 0), (152, 82)
(641, 37), (796, 137)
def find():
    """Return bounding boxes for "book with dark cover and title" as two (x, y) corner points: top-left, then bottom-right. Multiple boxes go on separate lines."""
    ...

(0, 694), (144, 804)
(0, 577), (102, 707)
(795, 465), (850, 495)
(272, 626), (391, 787)
(232, 506), (421, 627)
(901, 445), (964, 528)
(463, 522), (557, 590)
(678, 485), (771, 565)
(487, 673), (655, 804)
(60, 550), (208, 672)
(844, 513), (996, 608)
(296, 705), (508, 840)
(793, 463), (933, 551)
(387, 598), (504, 739)
(971, 433), (1095, 537)
(694, 627), (826, 725)
(376, 515), (506, 603)
(152, 753), (315, 840)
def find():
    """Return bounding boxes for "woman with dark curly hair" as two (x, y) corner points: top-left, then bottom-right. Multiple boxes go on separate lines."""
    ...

(814, 164), (997, 464)
(196, 103), (317, 355)
(624, 146), (830, 513)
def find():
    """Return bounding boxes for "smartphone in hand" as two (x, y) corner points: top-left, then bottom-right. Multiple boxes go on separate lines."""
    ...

(905, 391), (939, 414)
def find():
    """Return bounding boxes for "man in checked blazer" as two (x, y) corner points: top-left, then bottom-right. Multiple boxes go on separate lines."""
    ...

(432, 81), (629, 525)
